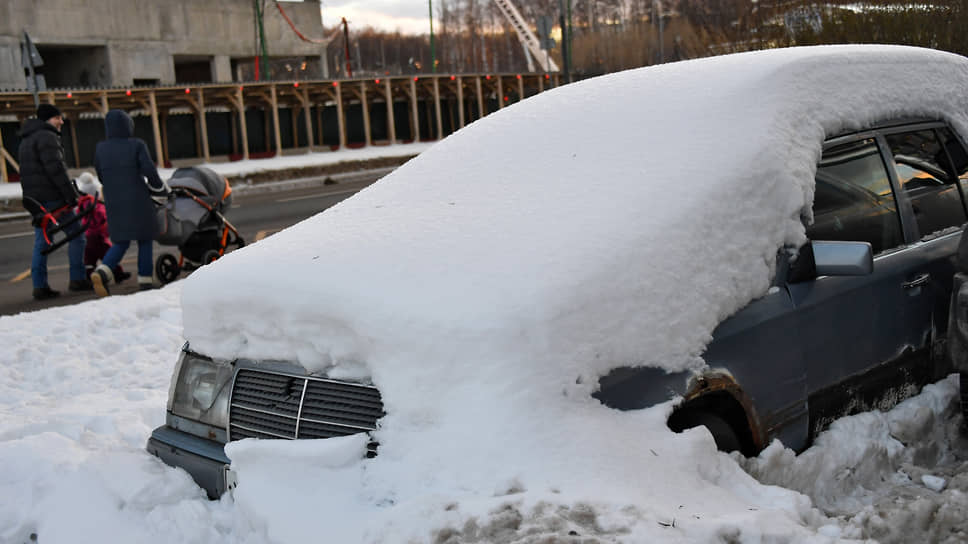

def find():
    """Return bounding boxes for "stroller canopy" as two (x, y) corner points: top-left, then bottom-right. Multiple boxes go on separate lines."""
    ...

(169, 167), (232, 209)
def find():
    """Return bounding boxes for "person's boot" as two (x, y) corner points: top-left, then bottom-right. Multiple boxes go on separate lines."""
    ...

(137, 276), (155, 291)
(113, 267), (132, 284)
(91, 264), (114, 297)
(32, 286), (60, 300)
(68, 278), (93, 292)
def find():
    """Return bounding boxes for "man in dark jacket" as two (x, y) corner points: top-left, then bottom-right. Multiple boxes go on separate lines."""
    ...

(18, 103), (91, 300)
(91, 109), (169, 296)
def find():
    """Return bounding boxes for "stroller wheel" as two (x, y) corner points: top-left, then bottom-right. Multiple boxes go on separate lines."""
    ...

(156, 253), (181, 284)
(202, 250), (221, 265)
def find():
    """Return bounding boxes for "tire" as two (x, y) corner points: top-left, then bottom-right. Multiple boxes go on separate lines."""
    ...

(669, 411), (742, 453)
(155, 253), (181, 284)
(201, 250), (221, 265)
(230, 231), (246, 248)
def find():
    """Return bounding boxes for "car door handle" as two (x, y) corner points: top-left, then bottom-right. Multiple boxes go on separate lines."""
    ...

(902, 273), (931, 289)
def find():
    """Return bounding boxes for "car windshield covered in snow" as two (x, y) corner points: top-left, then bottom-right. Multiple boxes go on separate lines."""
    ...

(147, 45), (968, 541)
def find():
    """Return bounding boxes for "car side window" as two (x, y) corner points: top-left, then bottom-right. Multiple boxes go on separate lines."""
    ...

(885, 129), (967, 239)
(937, 127), (968, 215)
(807, 138), (903, 255)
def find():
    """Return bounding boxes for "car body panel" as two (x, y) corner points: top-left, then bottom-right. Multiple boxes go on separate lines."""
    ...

(597, 120), (968, 453)
(146, 425), (229, 499)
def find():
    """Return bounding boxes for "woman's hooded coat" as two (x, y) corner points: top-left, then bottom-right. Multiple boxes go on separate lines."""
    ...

(94, 110), (166, 242)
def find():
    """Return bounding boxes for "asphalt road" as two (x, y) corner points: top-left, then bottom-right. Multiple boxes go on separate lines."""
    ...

(0, 168), (393, 316)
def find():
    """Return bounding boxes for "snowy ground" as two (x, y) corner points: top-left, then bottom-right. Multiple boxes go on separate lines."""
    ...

(1, 285), (967, 543)
(5, 46), (968, 543)
(0, 142), (434, 201)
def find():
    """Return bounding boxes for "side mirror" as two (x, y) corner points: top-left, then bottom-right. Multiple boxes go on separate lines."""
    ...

(812, 240), (873, 276)
(786, 240), (873, 284)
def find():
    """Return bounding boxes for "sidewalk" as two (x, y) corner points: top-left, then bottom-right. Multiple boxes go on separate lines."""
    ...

(0, 142), (433, 221)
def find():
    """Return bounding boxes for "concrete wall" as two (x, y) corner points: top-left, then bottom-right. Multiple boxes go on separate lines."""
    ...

(0, 0), (324, 88)
(111, 43), (176, 86)
(0, 37), (20, 89)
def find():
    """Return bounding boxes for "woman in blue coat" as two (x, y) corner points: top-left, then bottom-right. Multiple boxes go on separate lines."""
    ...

(91, 109), (169, 296)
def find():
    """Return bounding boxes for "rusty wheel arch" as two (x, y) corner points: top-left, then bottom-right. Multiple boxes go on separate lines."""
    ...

(672, 371), (766, 455)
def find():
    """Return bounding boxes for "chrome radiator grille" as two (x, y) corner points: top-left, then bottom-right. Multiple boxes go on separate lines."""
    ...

(228, 369), (384, 452)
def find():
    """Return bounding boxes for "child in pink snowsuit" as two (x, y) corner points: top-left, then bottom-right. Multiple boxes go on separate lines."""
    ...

(76, 173), (131, 283)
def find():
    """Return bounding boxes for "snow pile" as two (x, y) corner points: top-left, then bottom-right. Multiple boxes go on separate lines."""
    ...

(743, 375), (968, 543)
(0, 287), (218, 543)
(3, 286), (965, 542)
(171, 45), (968, 541)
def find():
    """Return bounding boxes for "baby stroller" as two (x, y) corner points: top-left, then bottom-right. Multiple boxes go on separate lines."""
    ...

(154, 166), (244, 284)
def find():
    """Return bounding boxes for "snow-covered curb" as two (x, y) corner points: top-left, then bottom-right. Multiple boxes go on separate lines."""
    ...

(0, 142), (433, 217)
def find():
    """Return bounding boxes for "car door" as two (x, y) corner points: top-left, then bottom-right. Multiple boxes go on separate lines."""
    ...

(789, 129), (957, 440)
(880, 123), (968, 371)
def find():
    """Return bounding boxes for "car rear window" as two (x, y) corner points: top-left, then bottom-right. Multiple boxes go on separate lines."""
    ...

(885, 129), (967, 240)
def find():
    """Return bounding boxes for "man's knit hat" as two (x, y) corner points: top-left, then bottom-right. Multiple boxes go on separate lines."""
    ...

(36, 103), (62, 121)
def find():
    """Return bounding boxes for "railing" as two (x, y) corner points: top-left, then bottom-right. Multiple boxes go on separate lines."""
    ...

(0, 73), (561, 182)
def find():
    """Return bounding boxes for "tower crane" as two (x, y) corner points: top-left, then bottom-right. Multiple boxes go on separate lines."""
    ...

(492, 0), (560, 73)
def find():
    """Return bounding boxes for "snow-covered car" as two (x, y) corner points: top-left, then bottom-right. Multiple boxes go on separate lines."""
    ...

(147, 45), (968, 500)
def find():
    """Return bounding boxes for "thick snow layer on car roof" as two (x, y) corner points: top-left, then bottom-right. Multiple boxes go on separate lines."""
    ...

(183, 45), (968, 379)
(178, 45), (968, 540)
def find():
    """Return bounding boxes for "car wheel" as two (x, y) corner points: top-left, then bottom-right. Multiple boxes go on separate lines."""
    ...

(670, 411), (742, 453)
(155, 253), (181, 284)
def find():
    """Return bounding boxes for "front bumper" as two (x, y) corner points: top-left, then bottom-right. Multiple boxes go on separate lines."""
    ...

(146, 425), (231, 499)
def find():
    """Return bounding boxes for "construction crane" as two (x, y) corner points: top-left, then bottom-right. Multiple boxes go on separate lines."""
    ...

(492, 0), (560, 73)
(277, 0), (557, 75)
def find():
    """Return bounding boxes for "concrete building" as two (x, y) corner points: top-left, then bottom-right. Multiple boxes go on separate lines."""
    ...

(0, 0), (326, 90)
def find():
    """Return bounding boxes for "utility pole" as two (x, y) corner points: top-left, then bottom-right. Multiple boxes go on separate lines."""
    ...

(558, 0), (571, 83)
(341, 17), (352, 77)
(253, 0), (269, 80)
(429, 0), (436, 73)
(567, 0), (573, 78)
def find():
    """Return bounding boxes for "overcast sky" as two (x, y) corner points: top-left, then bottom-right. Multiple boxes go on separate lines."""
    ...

(319, 0), (430, 34)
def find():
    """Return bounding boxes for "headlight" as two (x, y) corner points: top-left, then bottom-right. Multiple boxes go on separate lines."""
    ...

(168, 349), (234, 430)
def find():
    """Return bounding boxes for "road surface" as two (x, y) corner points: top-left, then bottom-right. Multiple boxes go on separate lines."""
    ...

(0, 169), (391, 316)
